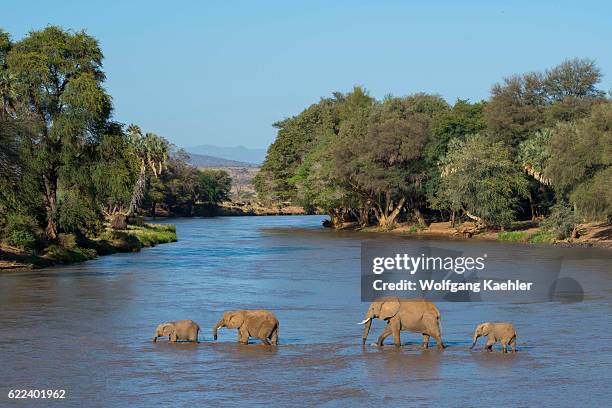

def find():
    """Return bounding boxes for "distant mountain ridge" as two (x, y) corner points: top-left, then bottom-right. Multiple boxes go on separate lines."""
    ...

(187, 144), (267, 164)
(186, 152), (256, 168)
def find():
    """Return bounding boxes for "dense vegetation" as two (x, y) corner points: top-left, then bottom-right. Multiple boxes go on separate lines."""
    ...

(0, 27), (230, 257)
(255, 59), (611, 236)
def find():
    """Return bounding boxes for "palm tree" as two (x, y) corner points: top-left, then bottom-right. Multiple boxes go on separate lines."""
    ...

(126, 125), (169, 216)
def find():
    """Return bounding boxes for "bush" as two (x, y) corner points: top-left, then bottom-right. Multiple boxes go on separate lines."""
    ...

(58, 192), (102, 235)
(44, 245), (96, 263)
(58, 233), (77, 249)
(528, 231), (556, 244)
(542, 204), (577, 239)
(130, 224), (177, 246)
(2, 214), (42, 251)
(497, 231), (528, 242)
(147, 223), (176, 233)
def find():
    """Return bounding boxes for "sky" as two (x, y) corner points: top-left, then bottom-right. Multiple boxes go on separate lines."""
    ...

(3, 1), (611, 149)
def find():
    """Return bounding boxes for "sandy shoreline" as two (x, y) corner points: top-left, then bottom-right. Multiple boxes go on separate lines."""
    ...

(341, 220), (612, 249)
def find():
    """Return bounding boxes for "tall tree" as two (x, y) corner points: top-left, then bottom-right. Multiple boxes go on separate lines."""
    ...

(126, 124), (169, 216)
(0, 29), (16, 119)
(91, 124), (139, 222)
(435, 135), (528, 227)
(335, 99), (432, 227)
(254, 95), (344, 203)
(7, 26), (111, 238)
(484, 58), (604, 149)
(545, 102), (612, 220)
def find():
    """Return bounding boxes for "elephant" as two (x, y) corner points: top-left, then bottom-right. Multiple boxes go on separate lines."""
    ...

(213, 310), (279, 345)
(470, 322), (516, 353)
(153, 320), (200, 343)
(359, 297), (445, 349)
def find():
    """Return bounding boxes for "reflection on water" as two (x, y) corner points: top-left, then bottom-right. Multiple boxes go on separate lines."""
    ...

(0, 215), (610, 407)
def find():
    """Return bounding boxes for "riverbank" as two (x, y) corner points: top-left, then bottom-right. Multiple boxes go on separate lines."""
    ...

(350, 220), (612, 249)
(0, 223), (177, 271)
(216, 201), (306, 216)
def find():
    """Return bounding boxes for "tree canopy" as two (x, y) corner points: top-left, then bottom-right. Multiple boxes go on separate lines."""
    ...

(256, 59), (611, 229)
(0, 26), (232, 252)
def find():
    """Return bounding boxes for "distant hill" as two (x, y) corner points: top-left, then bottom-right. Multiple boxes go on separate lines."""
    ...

(186, 152), (256, 168)
(187, 144), (267, 164)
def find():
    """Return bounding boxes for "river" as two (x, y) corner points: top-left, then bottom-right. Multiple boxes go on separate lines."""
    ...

(0, 215), (610, 407)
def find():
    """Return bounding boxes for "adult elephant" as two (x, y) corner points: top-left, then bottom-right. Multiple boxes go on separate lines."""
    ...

(359, 297), (445, 348)
(213, 310), (279, 345)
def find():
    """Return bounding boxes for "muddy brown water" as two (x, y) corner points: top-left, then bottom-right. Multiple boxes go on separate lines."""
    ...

(0, 216), (610, 407)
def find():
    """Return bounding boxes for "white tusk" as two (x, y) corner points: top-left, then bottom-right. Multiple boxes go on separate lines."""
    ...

(357, 318), (371, 325)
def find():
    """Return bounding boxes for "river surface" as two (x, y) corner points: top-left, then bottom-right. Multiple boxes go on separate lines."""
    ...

(0, 215), (611, 407)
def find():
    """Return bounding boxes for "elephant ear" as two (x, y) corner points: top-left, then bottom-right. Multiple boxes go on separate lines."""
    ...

(227, 311), (245, 328)
(379, 298), (400, 320)
(161, 324), (173, 336)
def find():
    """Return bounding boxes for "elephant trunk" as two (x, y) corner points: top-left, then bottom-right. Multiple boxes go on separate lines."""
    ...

(361, 317), (372, 345)
(212, 318), (225, 340)
(153, 328), (161, 342)
(470, 332), (479, 349)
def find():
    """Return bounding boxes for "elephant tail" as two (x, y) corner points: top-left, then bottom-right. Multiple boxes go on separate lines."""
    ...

(436, 310), (444, 346)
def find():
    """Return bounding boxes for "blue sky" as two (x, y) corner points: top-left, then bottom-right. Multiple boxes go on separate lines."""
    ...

(3, 1), (611, 149)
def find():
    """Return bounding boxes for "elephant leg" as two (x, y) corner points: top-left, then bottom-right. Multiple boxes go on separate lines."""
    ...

(510, 337), (517, 353)
(433, 332), (445, 350)
(422, 334), (430, 349)
(376, 324), (393, 346)
(502, 342), (508, 353)
(170, 332), (178, 342)
(238, 327), (249, 345)
(270, 326), (279, 345)
(423, 315), (444, 349)
(485, 337), (495, 352)
(390, 320), (401, 347)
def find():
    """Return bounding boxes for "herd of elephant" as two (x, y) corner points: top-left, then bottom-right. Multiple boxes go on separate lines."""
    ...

(153, 297), (518, 353)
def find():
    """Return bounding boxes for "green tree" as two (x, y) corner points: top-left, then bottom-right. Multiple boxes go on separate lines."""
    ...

(91, 125), (139, 219)
(545, 103), (612, 220)
(198, 169), (231, 205)
(427, 99), (485, 162)
(126, 124), (169, 216)
(255, 87), (372, 205)
(7, 26), (111, 238)
(517, 129), (555, 219)
(292, 132), (361, 226)
(335, 107), (432, 226)
(484, 58), (604, 149)
(0, 29), (16, 118)
(435, 134), (528, 227)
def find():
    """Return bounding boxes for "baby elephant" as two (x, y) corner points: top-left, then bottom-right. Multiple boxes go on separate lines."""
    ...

(470, 322), (516, 353)
(153, 320), (200, 343)
(213, 310), (279, 345)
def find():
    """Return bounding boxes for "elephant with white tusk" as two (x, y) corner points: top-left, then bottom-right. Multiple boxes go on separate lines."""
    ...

(360, 297), (445, 349)
(213, 310), (279, 345)
(153, 320), (200, 343)
(470, 322), (516, 353)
